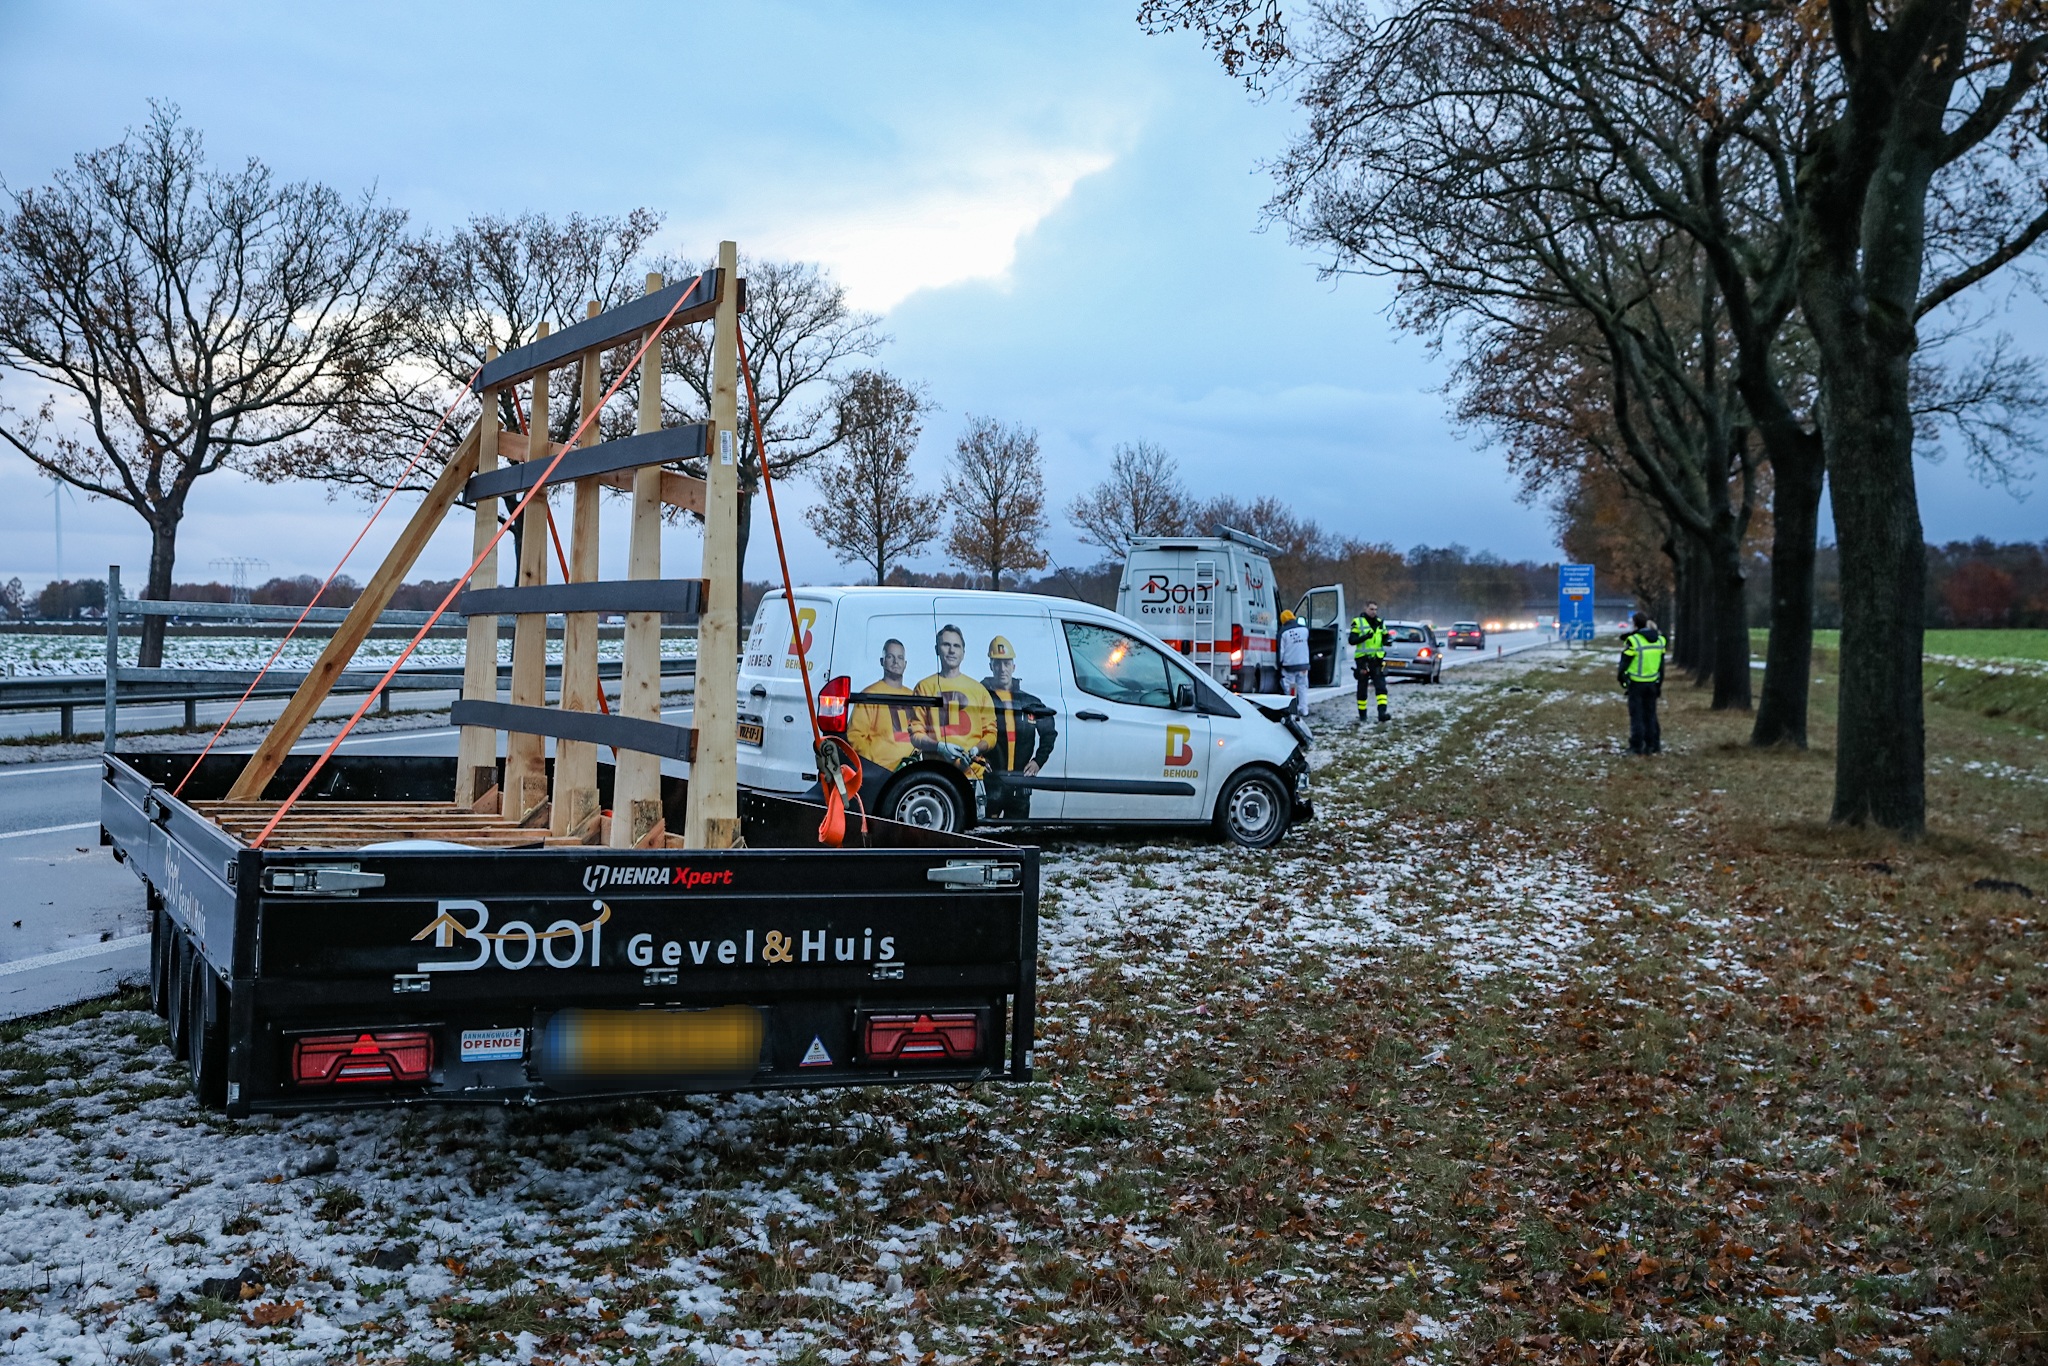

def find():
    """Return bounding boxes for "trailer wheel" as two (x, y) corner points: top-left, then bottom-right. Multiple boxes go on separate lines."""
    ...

(148, 908), (171, 1019)
(881, 771), (967, 832)
(1214, 767), (1290, 849)
(186, 958), (228, 1110)
(166, 932), (193, 1062)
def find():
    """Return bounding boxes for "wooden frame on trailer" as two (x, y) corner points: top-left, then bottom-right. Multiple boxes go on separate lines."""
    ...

(222, 244), (747, 852)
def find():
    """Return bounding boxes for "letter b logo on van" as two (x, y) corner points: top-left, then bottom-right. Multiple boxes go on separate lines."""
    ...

(1164, 724), (1194, 768)
(786, 607), (817, 660)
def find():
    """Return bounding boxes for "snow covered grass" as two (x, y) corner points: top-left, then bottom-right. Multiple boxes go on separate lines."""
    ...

(1, 653), (2043, 1364)
(0, 632), (697, 678)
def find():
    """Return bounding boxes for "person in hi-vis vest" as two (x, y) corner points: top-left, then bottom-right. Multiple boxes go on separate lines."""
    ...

(1348, 601), (1391, 724)
(1617, 611), (1668, 755)
(847, 638), (924, 791)
(982, 634), (1058, 819)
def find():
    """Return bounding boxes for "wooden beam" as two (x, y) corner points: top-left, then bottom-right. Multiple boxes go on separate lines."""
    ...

(471, 271), (722, 393)
(553, 301), (605, 839)
(611, 273), (669, 848)
(496, 431), (704, 511)
(456, 351), (504, 808)
(685, 240), (742, 851)
(227, 421), (483, 802)
(504, 323), (552, 821)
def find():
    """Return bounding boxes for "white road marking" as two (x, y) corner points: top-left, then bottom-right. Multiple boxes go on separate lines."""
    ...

(0, 763), (101, 780)
(0, 821), (97, 842)
(0, 933), (149, 977)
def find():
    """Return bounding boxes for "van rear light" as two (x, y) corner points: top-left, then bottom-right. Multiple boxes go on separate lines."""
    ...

(292, 1030), (434, 1086)
(816, 676), (852, 734)
(859, 1010), (984, 1063)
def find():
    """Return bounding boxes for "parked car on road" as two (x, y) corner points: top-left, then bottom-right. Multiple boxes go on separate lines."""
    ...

(738, 587), (1313, 848)
(1382, 621), (1443, 684)
(1447, 621), (1484, 649)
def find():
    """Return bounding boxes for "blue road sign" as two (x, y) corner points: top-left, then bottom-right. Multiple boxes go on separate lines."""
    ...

(1558, 564), (1596, 641)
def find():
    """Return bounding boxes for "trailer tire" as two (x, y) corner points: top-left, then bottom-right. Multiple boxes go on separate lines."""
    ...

(148, 908), (171, 1019)
(186, 958), (228, 1110)
(1214, 766), (1290, 849)
(166, 932), (193, 1062)
(880, 770), (968, 833)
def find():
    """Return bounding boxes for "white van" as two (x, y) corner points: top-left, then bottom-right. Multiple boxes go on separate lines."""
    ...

(736, 587), (1312, 847)
(1116, 527), (1287, 692)
(1119, 529), (1350, 693)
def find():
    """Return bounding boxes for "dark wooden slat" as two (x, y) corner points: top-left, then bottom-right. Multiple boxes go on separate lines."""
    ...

(461, 424), (708, 505)
(451, 700), (697, 762)
(473, 271), (724, 392)
(456, 579), (706, 619)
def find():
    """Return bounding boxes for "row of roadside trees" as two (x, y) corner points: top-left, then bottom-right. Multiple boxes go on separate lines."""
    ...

(1142, 0), (2048, 834)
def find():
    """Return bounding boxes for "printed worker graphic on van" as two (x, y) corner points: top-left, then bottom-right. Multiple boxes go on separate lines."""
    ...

(981, 634), (1058, 819)
(911, 623), (995, 779)
(846, 637), (924, 790)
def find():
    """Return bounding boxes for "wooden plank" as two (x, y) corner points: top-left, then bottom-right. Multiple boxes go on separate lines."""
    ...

(596, 466), (704, 514)
(452, 702), (695, 762)
(504, 323), (552, 821)
(554, 302), (605, 840)
(685, 240), (743, 851)
(471, 271), (722, 393)
(456, 352), (505, 808)
(464, 423), (708, 503)
(455, 579), (705, 618)
(227, 421), (483, 802)
(612, 273), (669, 848)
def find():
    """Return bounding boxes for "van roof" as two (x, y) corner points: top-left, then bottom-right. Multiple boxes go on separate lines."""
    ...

(761, 585), (1120, 617)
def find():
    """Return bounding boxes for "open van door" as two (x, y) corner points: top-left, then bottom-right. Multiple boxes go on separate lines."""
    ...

(1296, 585), (1346, 687)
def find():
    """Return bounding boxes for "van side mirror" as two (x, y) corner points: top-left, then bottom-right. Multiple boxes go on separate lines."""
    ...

(1175, 683), (1196, 711)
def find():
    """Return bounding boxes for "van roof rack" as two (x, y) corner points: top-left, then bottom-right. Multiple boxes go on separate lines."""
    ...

(1212, 525), (1286, 558)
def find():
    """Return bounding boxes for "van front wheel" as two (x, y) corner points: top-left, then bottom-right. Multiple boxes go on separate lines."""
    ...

(881, 772), (967, 833)
(1215, 768), (1290, 849)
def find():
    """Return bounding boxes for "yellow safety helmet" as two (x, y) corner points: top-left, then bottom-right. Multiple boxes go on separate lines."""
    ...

(987, 635), (1015, 660)
(1279, 609), (1296, 624)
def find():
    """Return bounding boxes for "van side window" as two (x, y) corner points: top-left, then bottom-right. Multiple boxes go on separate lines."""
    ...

(1063, 621), (1176, 709)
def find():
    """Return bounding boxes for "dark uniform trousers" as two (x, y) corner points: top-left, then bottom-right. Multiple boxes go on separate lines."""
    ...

(1627, 682), (1662, 754)
(1356, 658), (1388, 718)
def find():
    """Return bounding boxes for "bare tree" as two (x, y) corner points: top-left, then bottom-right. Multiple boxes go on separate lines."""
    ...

(649, 255), (885, 590)
(944, 416), (1049, 590)
(1067, 439), (1195, 557)
(0, 104), (408, 664)
(804, 369), (939, 583)
(287, 208), (665, 493)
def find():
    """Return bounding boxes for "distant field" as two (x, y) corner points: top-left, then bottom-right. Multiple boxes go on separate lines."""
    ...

(1751, 628), (2048, 664)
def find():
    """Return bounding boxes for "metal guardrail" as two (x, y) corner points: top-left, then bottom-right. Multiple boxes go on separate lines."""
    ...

(0, 567), (695, 741)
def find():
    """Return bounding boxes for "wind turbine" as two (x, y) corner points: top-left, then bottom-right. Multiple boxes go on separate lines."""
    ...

(45, 473), (75, 580)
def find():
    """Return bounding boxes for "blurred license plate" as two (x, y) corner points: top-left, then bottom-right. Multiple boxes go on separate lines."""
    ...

(540, 1006), (763, 1084)
(737, 721), (764, 746)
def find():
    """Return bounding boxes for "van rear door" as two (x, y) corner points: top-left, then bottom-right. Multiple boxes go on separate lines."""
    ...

(739, 592), (838, 790)
(1296, 585), (1346, 687)
(1055, 617), (1209, 824)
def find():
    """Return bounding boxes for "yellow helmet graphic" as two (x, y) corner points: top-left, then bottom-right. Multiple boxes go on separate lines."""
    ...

(987, 635), (1015, 660)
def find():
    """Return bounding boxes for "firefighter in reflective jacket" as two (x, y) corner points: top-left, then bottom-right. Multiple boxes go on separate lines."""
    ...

(1349, 601), (1391, 724)
(1618, 611), (1667, 755)
(981, 635), (1057, 819)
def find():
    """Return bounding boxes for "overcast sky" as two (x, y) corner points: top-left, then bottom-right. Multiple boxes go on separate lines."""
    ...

(0, 0), (2038, 597)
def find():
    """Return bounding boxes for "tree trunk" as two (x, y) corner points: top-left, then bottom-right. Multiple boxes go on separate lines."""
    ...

(736, 481), (756, 601)
(1823, 362), (1925, 830)
(1706, 512), (1752, 710)
(140, 517), (179, 669)
(1668, 545), (1696, 671)
(1750, 441), (1825, 747)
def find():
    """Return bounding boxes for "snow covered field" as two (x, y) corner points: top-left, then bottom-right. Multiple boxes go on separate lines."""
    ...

(0, 632), (698, 678)
(0, 658), (1638, 1364)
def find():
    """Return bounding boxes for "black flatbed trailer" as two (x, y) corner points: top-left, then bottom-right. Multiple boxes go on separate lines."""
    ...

(100, 752), (1037, 1117)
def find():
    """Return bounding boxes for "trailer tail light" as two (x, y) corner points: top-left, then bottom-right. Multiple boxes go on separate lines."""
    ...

(292, 1030), (434, 1086)
(816, 675), (852, 734)
(859, 1010), (984, 1063)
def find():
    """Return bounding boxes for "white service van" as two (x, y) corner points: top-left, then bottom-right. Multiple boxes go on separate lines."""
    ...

(1118, 528), (1350, 692)
(736, 587), (1312, 847)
